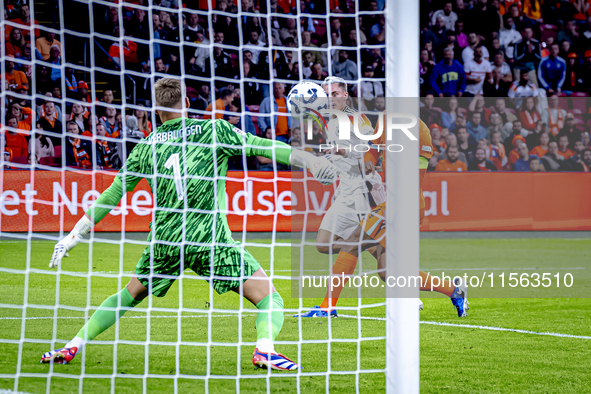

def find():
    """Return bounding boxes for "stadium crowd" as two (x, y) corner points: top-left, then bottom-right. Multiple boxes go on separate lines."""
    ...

(1, 0), (590, 172)
(420, 0), (591, 171)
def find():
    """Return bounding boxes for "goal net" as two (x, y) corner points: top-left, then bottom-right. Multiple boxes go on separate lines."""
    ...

(0, 0), (419, 392)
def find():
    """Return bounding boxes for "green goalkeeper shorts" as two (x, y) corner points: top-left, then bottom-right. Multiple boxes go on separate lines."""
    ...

(134, 245), (262, 297)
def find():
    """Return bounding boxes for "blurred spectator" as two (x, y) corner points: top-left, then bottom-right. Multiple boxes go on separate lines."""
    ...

(455, 20), (468, 48)
(64, 68), (77, 96)
(499, 15), (522, 61)
(102, 90), (115, 105)
(359, 65), (383, 98)
(4, 61), (29, 92)
(95, 123), (121, 169)
(513, 27), (541, 85)
(514, 142), (539, 171)
(37, 101), (62, 136)
(556, 134), (575, 159)
(448, 112), (467, 133)
(541, 141), (570, 171)
(5, 118), (28, 157)
(259, 83), (291, 143)
(582, 131), (590, 148)
(420, 49), (436, 95)
(490, 131), (508, 170)
(557, 20), (581, 51)
(435, 144), (468, 171)
(530, 131), (551, 157)
(189, 32), (210, 76)
(47, 45), (62, 82)
(370, 15), (385, 44)
(491, 51), (513, 83)
(541, 94), (567, 136)
(278, 18), (297, 44)
(483, 67), (511, 96)
(70, 103), (90, 133)
(247, 30), (266, 65)
(6, 28), (25, 58)
(65, 121), (93, 169)
(438, 133), (468, 164)
(77, 81), (92, 103)
(504, 120), (529, 153)
(333, 50), (358, 81)
(29, 131), (54, 164)
(576, 148), (591, 171)
(126, 8), (149, 40)
(466, 112), (487, 141)
(464, 47), (492, 96)
(469, 147), (497, 171)
(8, 4), (39, 41)
(456, 126), (476, 161)
(429, 124), (446, 155)
(101, 7), (120, 36)
(9, 103), (34, 133)
(464, 0), (501, 43)
(526, 119), (545, 148)
(508, 71), (539, 101)
(109, 35), (139, 71)
(430, 47), (466, 97)
(528, 157), (545, 171)
(432, 1), (458, 31)
(184, 13), (204, 42)
(424, 17), (447, 55)
(308, 62), (326, 82)
(519, 97), (541, 130)
(100, 107), (121, 137)
(537, 43), (567, 94)
(563, 53), (584, 95)
(195, 85), (211, 111)
(508, 3), (534, 31)
(420, 94), (442, 126)
(467, 96), (491, 125)
(508, 136), (526, 166)
(441, 97), (460, 129)
(204, 87), (234, 120)
(35, 31), (61, 62)
(462, 33), (490, 64)
(487, 112), (506, 141)
(133, 105), (153, 138)
(559, 113), (581, 148)
(568, 141), (586, 168)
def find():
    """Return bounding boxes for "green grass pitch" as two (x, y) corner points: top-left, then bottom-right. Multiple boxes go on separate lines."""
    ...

(0, 237), (590, 393)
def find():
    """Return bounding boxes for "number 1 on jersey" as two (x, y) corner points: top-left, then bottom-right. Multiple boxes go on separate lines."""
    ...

(164, 153), (184, 201)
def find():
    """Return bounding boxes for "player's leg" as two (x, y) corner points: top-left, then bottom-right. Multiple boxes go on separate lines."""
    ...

(41, 277), (147, 364)
(42, 248), (179, 364)
(207, 247), (299, 371)
(316, 229), (338, 254)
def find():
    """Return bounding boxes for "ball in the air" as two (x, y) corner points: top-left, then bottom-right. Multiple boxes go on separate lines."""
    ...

(287, 82), (328, 116)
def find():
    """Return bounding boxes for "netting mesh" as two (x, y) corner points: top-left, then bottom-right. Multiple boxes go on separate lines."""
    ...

(0, 0), (393, 392)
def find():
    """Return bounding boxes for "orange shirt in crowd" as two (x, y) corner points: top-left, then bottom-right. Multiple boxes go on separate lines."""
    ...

(557, 148), (575, 160)
(108, 40), (138, 64)
(3, 70), (29, 90)
(509, 148), (520, 165)
(435, 159), (467, 172)
(5, 132), (28, 157)
(275, 96), (289, 136)
(204, 98), (226, 120)
(35, 37), (61, 61)
(530, 145), (548, 157)
(17, 107), (35, 133)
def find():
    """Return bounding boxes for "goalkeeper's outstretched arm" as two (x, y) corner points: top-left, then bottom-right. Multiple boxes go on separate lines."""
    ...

(49, 168), (142, 268)
(243, 134), (337, 185)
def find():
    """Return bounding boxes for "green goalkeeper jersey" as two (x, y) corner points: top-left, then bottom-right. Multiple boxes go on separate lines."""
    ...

(87, 117), (292, 256)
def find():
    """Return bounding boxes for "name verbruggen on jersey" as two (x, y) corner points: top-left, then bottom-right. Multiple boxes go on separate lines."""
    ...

(146, 124), (203, 144)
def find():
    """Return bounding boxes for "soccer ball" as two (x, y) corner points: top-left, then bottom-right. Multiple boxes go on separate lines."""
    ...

(287, 82), (328, 116)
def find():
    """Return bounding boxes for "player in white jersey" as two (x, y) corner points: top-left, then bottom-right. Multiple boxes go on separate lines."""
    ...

(316, 77), (375, 254)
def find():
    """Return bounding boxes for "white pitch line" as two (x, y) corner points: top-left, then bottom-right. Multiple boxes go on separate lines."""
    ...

(1, 313), (590, 340)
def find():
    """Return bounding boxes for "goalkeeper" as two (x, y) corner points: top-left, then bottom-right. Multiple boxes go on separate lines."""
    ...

(41, 78), (336, 371)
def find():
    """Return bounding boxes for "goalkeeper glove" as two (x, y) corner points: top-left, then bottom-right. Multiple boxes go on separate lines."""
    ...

(49, 216), (94, 269)
(290, 150), (338, 185)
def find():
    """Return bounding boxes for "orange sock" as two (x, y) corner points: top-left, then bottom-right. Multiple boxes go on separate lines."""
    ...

(320, 252), (358, 311)
(419, 270), (455, 297)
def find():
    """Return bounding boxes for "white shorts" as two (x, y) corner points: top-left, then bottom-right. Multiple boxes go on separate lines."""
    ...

(318, 193), (372, 240)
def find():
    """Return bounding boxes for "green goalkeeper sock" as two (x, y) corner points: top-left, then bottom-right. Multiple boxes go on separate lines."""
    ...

(255, 292), (284, 353)
(75, 287), (142, 343)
